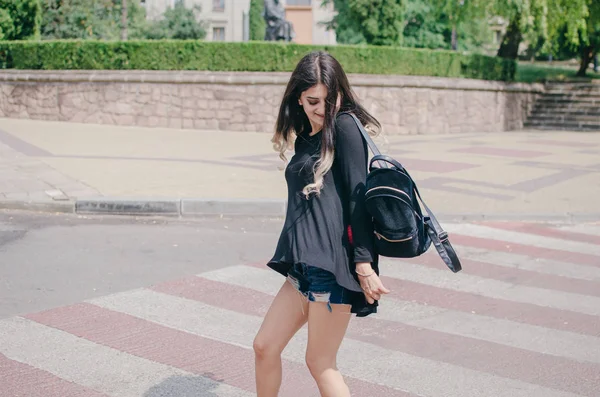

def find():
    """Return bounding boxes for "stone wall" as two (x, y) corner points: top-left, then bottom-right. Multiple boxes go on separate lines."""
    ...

(0, 70), (544, 134)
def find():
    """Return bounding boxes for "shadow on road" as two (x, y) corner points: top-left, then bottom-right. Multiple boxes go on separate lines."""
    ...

(144, 373), (235, 397)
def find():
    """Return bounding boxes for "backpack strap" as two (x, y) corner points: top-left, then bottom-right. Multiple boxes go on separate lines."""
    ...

(341, 111), (462, 273)
(414, 185), (462, 273)
(339, 111), (381, 156)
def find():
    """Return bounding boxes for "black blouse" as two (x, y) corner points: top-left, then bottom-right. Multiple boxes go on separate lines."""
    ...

(267, 112), (379, 317)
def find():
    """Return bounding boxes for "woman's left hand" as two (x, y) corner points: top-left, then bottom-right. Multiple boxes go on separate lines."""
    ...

(356, 263), (390, 304)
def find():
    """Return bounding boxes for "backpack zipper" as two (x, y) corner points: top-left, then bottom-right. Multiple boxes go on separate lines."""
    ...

(366, 186), (411, 200)
(374, 231), (415, 242)
(366, 187), (422, 220)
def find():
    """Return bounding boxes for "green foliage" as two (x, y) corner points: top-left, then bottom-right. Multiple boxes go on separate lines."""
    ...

(403, 0), (492, 51)
(322, 0), (404, 46)
(0, 40), (516, 81)
(402, 0), (446, 49)
(0, 0), (42, 40)
(144, 2), (206, 40)
(349, 0), (404, 45)
(0, 8), (13, 40)
(249, 0), (265, 41)
(321, 0), (365, 45)
(41, 0), (147, 40)
(516, 62), (600, 83)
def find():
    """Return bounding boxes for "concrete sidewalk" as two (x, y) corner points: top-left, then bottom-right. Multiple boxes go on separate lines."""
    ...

(1, 117), (599, 221)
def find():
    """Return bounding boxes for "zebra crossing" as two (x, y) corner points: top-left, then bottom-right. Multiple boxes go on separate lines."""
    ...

(1, 221), (599, 396)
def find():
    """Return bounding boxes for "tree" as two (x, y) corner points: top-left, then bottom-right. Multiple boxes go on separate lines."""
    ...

(541, 0), (597, 76)
(402, 0), (492, 51)
(491, 0), (548, 59)
(249, 0), (265, 40)
(121, 0), (127, 40)
(322, 0), (404, 46)
(433, 0), (488, 50)
(575, 0), (599, 76)
(402, 0), (447, 49)
(0, 0), (42, 40)
(145, 1), (206, 40)
(41, 0), (146, 40)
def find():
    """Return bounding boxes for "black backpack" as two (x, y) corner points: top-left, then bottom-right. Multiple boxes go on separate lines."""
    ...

(345, 113), (462, 273)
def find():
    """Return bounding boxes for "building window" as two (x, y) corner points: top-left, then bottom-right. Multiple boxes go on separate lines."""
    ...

(213, 0), (225, 11)
(213, 27), (225, 41)
(286, 0), (311, 5)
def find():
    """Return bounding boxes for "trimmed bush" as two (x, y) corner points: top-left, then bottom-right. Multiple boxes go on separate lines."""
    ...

(0, 40), (516, 81)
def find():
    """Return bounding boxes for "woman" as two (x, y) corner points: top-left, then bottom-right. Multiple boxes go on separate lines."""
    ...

(253, 51), (390, 397)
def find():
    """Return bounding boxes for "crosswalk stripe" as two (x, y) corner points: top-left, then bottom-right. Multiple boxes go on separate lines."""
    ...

(401, 251), (600, 297)
(448, 233), (600, 267)
(89, 288), (584, 397)
(380, 274), (600, 337)
(173, 274), (600, 396)
(196, 266), (600, 364)
(558, 224), (600, 237)
(221, 263), (600, 336)
(379, 260), (600, 316)
(0, 316), (254, 397)
(0, 353), (109, 397)
(25, 301), (410, 397)
(479, 222), (600, 245)
(453, 245), (600, 281)
(445, 223), (600, 256)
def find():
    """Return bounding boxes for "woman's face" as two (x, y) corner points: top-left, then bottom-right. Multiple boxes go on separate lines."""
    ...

(298, 83), (340, 133)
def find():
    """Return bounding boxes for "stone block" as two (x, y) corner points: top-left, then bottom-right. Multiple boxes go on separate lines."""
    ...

(216, 110), (232, 119)
(155, 103), (169, 117)
(114, 114), (136, 125)
(182, 98), (196, 109)
(168, 118), (182, 129)
(182, 109), (195, 118)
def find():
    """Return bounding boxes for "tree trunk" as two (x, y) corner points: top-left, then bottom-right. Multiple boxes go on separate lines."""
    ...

(451, 24), (457, 51)
(497, 14), (522, 59)
(577, 45), (594, 77)
(121, 0), (128, 41)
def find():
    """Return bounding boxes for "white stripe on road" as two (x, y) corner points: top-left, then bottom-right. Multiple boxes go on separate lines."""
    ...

(558, 224), (600, 237)
(0, 316), (254, 397)
(444, 223), (600, 256)
(379, 260), (600, 316)
(91, 288), (581, 397)
(200, 265), (600, 364)
(454, 245), (600, 281)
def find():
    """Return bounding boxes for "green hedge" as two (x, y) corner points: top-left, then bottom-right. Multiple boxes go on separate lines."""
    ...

(0, 40), (516, 81)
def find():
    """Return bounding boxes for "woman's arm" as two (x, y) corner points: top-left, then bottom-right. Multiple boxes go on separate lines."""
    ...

(334, 113), (375, 267)
(335, 112), (390, 303)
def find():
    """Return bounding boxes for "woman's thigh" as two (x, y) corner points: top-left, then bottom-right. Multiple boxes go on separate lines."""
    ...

(302, 265), (353, 364)
(306, 301), (352, 366)
(254, 279), (309, 355)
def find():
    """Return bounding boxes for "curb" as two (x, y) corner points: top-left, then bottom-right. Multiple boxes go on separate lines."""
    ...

(1, 197), (599, 223)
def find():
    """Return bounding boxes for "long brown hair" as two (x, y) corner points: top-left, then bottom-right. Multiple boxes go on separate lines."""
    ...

(272, 50), (381, 197)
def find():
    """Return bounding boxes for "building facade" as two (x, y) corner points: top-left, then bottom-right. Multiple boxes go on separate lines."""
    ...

(141, 0), (336, 44)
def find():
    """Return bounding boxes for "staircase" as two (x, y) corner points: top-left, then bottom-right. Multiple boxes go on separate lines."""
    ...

(525, 80), (600, 131)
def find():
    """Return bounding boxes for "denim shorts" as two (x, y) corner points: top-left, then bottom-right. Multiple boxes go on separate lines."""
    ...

(286, 263), (354, 312)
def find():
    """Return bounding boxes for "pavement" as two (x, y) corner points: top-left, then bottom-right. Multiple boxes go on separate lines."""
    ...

(0, 117), (599, 221)
(1, 211), (599, 396)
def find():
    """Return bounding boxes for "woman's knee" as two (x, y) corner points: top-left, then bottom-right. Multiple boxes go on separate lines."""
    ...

(253, 333), (280, 361)
(305, 349), (336, 376)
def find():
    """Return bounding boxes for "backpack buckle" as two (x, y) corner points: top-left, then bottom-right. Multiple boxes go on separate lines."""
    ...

(438, 231), (448, 242)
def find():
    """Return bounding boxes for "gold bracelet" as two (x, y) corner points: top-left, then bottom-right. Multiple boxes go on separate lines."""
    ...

(356, 269), (375, 277)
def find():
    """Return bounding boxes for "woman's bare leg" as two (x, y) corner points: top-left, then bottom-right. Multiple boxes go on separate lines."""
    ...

(305, 302), (352, 397)
(253, 280), (308, 397)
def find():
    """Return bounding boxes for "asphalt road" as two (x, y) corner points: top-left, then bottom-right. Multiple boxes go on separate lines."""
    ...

(0, 210), (282, 319)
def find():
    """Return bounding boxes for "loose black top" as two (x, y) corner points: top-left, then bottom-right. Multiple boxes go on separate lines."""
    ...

(267, 112), (379, 317)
